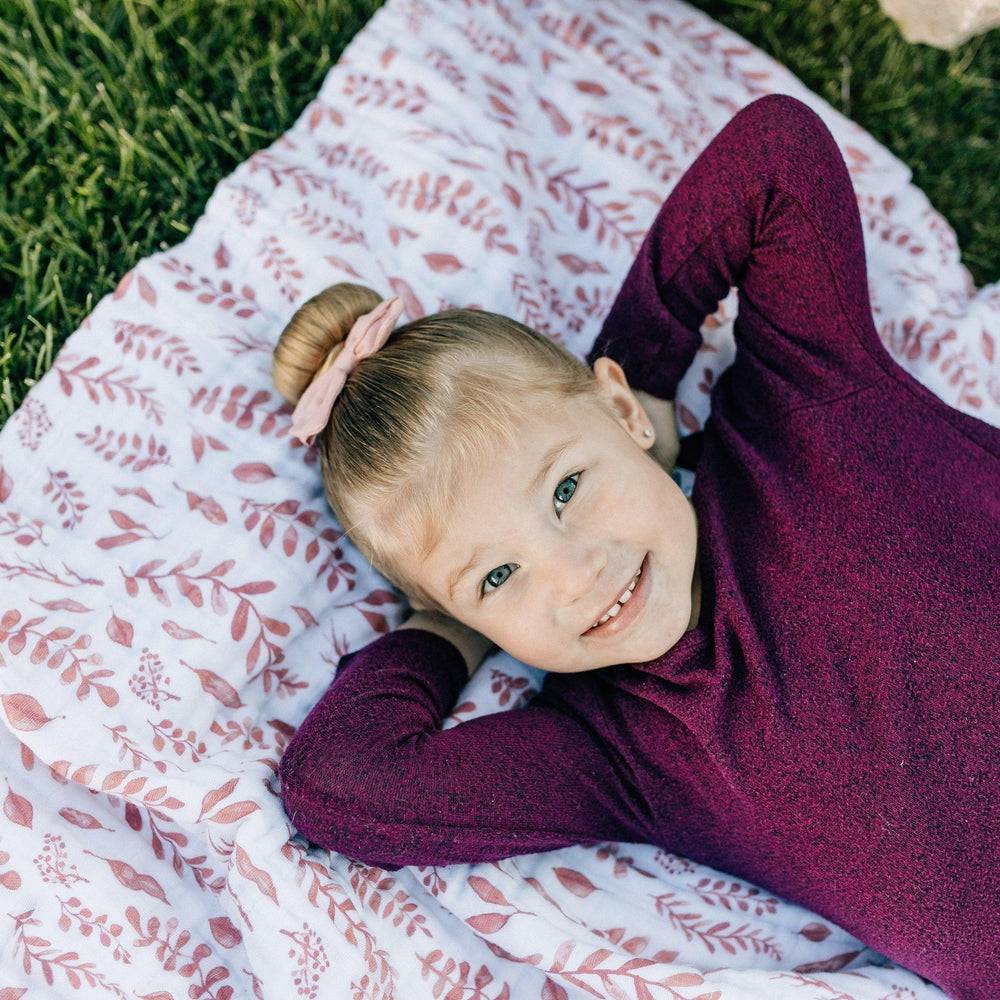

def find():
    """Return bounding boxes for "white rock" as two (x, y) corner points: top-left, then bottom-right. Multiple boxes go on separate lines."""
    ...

(878, 0), (1000, 49)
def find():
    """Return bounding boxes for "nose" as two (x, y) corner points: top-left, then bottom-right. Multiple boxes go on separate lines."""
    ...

(548, 546), (607, 608)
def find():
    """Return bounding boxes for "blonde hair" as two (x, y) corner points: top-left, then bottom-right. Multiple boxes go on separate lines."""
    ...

(271, 282), (605, 613)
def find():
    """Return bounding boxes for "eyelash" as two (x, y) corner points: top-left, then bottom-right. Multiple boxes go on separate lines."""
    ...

(478, 470), (584, 599)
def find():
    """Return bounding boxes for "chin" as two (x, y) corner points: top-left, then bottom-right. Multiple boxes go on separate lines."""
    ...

(545, 658), (608, 675)
(625, 600), (694, 665)
(649, 624), (688, 660)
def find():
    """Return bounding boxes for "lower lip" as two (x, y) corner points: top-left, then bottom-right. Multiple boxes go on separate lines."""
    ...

(581, 552), (651, 639)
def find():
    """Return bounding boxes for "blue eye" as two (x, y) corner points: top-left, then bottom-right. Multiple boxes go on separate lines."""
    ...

(479, 471), (583, 599)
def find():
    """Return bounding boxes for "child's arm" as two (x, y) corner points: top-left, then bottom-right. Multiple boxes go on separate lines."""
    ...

(396, 609), (494, 678)
(278, 628), (654, 869)
(586, 93), (886, 421)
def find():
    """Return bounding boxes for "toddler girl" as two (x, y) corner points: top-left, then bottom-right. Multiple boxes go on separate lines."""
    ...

(273, 94), (999, 998)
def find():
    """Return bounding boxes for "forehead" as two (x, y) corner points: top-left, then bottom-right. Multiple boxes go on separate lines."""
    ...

(449, 394), (591, 508)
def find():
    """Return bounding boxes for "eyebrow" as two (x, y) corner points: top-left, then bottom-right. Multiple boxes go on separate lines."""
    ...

(447, 433), (583, 601)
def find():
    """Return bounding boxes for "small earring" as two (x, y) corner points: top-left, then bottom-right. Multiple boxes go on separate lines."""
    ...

(643, 428), (653, 438)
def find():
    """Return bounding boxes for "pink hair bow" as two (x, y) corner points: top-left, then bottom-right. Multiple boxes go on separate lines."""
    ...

(289, 295), (404, 446)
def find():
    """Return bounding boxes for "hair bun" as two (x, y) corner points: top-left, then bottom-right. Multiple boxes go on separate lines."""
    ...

(311, 338), (348, 383)
(271, 283), (383, 406)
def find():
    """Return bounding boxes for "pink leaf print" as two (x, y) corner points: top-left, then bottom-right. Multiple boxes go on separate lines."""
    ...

(799, 921), (832, 942)
(246, 635), (262, 672)
(102, 770), (129, 790)
(211, 581), (228, 615)
(423, 252), (464, 273)
(125, 802), (143, 829)
(190, 431), (228, 461)
(112, 269), (134, 300)
(162, 620), (211, 641)
(177, 575), (204, 607)
(292, 605), (319, 628)
(234, 844), (278, 903)
(468, 875), (512, 906)
(232, 580), (274, 595)
(209, 915), (243, 948)
(97, 531), (144, 549)
(69, 763), (95, 785)
(50, 760), (71, 783)
(83, 850), (169, 903)
(233, 463), (275, 483)
(215, 241), (231, 269)
(123, 776), (148, 796)
(206, 800), (259, 824)
(557, 253), (609, 275)
(467, 911), (511, 933)
(359, 608), (390, 634)
(184, 490), (228, 524)
(574, 79), (608, 96)
(107, 610), (134, 647)
(115, 485), (159, 505)
(793, 950), (862, 973)
(387, 276), (424, 319)
(842, 145), (871, 168)
(501, 182), (521, 209)
(260, 516), (275, 548)
(553, 866), (596, 897)
(59, 807), (111, 831)
(664, 972), (705, 987)
(323, 254), (366, 278)
(538, 94), (572, 135)
(678, 401), (700, 433)
(29, 636), (50, 665)
(1, 693), (60, 731)
(197, 777), (240, 822)
(261, 616), (289, 637)
(37, 598), (92, 612)
(232, 599), (250, 641)
(138, 275), (157, 305)
(181, 660), (244, 708)
(370, 588), (401, 606)
(3, 784), (33, 828)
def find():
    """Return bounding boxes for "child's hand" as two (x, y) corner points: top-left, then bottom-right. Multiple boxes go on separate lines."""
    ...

(632, 388), (681, 472)
(396, 610), (496, 679)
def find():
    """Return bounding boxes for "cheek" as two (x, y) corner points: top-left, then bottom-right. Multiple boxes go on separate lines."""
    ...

(595, 463), (659, 518)
(592, 468), (628, 512)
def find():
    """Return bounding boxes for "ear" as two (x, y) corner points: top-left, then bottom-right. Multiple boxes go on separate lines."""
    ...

(408, 597), (428, 612)
(591, 357), (637, 418)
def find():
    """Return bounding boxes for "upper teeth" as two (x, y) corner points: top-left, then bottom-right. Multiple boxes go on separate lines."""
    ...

(589, 567), (642, 630)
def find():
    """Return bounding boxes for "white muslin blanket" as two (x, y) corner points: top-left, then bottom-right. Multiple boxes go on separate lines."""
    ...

(1, 1), (997, 997)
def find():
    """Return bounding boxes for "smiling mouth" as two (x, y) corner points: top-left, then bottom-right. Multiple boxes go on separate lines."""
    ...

(581, 552), (649, 636)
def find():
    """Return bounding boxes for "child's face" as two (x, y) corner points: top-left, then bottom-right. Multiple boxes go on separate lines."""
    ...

(408, 358), (702, 673)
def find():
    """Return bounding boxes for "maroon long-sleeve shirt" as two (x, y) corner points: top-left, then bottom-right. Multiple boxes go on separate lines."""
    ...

(278, 95), (1000, 998)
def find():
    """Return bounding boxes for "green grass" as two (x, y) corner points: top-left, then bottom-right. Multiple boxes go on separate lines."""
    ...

(1, 0), (996, 428)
